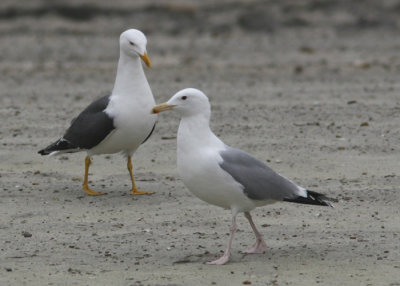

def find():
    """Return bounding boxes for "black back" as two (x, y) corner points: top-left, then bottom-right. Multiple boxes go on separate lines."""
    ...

(38, 95), (115, 155)
(64, 95), (115, 149)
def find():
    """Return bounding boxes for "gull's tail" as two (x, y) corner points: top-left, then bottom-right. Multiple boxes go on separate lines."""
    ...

(284, 190), (337, 207)
(38, 138), (79, 156)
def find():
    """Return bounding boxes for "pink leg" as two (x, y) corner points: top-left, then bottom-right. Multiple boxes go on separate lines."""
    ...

(242, 212), (267, 254)
(206, 212), (237, 265)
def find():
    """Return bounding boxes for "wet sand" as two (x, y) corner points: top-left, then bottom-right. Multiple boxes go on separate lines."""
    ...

(1, 1), (400, 285)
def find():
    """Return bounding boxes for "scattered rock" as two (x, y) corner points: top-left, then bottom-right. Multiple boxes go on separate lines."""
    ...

(238, 9), (276, 32)
(298, 46), (315, 54)
(293, 65), (304, 74)
(21, 231), (32, 238)
(353, 59), (371, 69)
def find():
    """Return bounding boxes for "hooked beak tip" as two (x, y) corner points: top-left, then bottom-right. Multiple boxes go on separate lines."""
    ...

(140, 52), (152, 68)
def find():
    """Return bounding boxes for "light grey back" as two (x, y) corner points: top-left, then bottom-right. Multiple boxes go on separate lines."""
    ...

(219, 146), (300, 201)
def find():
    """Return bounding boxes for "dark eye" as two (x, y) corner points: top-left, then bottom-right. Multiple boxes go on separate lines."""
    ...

(181, 96), (187, 100)
(129, 41), (134, 46)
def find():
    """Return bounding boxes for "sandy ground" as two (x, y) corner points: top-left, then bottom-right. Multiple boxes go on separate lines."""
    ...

(1, 1), (400, 285)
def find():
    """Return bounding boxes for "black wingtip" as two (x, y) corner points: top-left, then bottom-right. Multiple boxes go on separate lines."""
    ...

(284, 190), (337, 207)
(38, 138), (78, 156)
(38, 149), (47, 155)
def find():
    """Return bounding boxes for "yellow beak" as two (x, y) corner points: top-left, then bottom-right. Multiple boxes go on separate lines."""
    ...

(140, 52), (152, 68)
(152, 103), (175, 114)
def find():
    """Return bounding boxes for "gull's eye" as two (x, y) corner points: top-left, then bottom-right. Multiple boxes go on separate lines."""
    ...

(129, 41), (134, 46)
(181, 96), (187, 100)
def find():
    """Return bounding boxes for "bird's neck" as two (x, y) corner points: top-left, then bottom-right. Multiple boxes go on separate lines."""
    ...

(177, 113), (224, 153)
(112, 53), (149, 96)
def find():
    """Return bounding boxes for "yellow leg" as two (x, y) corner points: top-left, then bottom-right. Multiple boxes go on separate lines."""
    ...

(127, 156), (154, 195)
(82, 156), (105, 196)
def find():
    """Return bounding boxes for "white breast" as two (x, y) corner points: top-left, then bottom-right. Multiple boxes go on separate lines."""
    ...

(177, 144), (258, 212)
(89, 91), (156, 156)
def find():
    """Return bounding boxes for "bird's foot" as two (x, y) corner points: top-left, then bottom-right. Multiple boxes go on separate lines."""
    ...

(83, 185), (106, 196)
(130, 188), (155, 195)
(241, 240), (267, 254)
(205, 253), (230, 265)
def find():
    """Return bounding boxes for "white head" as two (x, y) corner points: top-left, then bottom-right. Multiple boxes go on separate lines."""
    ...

(119, 29), (151, 67)
(152, 88), (211, 118)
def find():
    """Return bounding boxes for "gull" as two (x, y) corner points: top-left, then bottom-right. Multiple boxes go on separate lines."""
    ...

(152, 88), (336, 265)
(38, 29), (156, 196)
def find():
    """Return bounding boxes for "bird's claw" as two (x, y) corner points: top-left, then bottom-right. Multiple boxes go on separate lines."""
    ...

(130, 189), (155, 195)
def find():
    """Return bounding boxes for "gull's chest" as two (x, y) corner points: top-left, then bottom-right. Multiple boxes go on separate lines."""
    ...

(107, 94), (156, 130)
(175, 119), (258, 211)
(177, 148), (218, 181)
(90, 93), (156, 154)
(177, 147), (250, 210)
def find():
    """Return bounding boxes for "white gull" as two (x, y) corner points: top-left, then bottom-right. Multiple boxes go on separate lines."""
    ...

(152, 88), (336, 265)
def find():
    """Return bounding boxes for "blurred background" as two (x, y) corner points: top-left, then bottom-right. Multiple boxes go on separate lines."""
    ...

(1, 0), (400, 66)
(2, 0), (400, 36)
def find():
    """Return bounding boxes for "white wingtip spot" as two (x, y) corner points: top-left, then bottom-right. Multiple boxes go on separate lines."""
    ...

(298, 186), (308, 198)
(48, 151), (60, 156)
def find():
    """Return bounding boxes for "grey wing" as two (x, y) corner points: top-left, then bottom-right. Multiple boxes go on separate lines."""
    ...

(219, 147), (301, 201)
(63, 95), (115, 149)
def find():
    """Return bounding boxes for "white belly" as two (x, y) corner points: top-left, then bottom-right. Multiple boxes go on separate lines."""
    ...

(178, 148), (258, 212)
(89, 93), (156, 156)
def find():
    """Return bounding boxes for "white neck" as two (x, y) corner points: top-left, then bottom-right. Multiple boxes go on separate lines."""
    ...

(177, 113), (225, 154)
(112, 53), (149, 96)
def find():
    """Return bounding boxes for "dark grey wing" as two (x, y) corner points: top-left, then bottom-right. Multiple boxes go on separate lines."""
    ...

(219, 146), (301, 201)
(63, 95), (115, 149)
(38, 95), (115, 155)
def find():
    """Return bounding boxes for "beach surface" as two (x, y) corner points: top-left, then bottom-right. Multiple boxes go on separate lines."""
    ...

(1, 1), (399, 285)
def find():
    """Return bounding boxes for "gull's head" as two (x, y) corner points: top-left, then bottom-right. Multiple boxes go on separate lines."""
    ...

(152, 88), (211, 118)
(120, 29), (151, 67)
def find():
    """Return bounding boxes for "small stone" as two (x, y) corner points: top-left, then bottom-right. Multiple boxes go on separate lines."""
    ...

(294, 65), (303, 74)
(21, 231), (32, 238)
(298, 46), (315, 54)
(353, 59), (370, 69)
